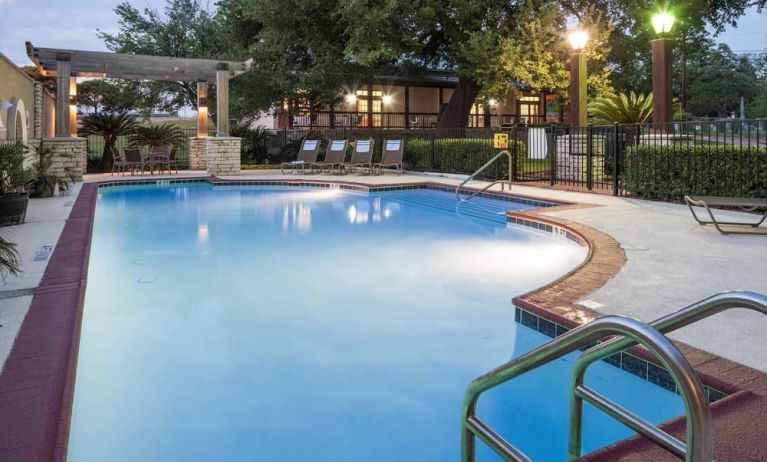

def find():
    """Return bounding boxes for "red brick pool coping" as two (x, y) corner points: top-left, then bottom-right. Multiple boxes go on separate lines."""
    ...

(0, 177), (764, 461)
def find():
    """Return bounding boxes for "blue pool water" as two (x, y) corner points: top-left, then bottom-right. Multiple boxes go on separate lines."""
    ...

(69, 184), (684, 461)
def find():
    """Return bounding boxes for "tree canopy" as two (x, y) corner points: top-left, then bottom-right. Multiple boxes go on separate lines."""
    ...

(96, 0), (767, 124)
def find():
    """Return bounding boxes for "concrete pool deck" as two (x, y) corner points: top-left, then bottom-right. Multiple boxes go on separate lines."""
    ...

(0, 170), (766, 462)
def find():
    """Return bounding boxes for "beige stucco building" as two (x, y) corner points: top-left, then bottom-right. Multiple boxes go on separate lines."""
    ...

(0, 52), (55, 143)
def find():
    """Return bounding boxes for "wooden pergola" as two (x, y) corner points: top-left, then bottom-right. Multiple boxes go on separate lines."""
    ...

(25, 42), (252, 138)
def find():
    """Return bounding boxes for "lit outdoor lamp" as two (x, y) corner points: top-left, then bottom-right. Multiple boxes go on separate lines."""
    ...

(651, 11), (675, 127)
(567, 29), (588, 127)
(197, 81), (208, 137)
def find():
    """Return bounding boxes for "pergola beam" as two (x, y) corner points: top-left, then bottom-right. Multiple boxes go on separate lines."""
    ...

(26, 42), (252, 81)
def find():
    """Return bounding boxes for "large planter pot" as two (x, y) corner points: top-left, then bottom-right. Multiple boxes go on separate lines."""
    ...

(0, 193), (29, 226)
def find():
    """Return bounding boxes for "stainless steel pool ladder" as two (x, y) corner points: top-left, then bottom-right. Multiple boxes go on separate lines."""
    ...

(455, 150), (512, 202)
(461, 290), (767, 462)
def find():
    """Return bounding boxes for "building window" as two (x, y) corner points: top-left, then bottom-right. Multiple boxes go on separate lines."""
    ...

(355, 89), (384, 127)
(518, 95), (540, 122)
(469, 103), (485, 128)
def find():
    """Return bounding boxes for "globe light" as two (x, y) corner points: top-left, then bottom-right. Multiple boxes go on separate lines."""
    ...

(488, 98), (498, 107)
(345, 93), (357, 104)
(652, 12), (675, 35)
(567, 30), (589, 51)
(382, 94), (392, 105)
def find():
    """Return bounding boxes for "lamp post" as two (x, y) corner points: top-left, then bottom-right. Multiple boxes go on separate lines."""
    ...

(651, 12), (675, 128)
(567, 30), (588, 127)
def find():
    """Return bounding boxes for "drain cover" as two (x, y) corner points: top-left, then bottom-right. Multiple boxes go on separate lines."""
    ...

(132, 259), (151, 265)
(32, 245), (53, 262)
(137, 277), (157, 284)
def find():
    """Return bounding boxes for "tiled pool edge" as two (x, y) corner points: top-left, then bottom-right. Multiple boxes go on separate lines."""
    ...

(0, 183), (97, 462)
(1, 176), (765, 462)
(505, 208), (767, 462)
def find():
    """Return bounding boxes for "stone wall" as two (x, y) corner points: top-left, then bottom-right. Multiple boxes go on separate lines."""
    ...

(188, 137), (207, 170)
(42, 138), (87, 182)
(205, 137), (241, 176)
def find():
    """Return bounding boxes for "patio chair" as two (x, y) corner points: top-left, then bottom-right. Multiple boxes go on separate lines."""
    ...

(167, 148), (181, 173)
(150, 146), (175, 175)
(123, 147), (146, 176)
(311, 140), (348, 174)
(373, 139), (404, 175)
(112, 149), (127, 176)
(343, 139), (375, 174)
(281, 139), (321, 174)
(684, 195), (767, 235)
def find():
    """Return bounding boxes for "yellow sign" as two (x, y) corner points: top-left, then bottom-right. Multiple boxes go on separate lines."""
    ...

(493, 133), (509, 149)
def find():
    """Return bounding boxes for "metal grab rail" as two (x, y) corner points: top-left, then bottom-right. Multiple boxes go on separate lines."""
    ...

(568, 290), (767, 460)
(461, 316), (712, 462)
(455, 150), (512, 202)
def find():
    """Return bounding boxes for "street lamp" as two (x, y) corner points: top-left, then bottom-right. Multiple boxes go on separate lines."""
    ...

(567, 29), (588, 127)
(651, 11), (675, 127)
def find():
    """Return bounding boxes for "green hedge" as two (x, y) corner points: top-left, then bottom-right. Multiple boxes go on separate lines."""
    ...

(404, 138), (527, 180)
(624, 144), (767, 199)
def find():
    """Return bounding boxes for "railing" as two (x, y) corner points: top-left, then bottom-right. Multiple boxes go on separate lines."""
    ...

(282, 112), (554, 129)
(455, 150), (512, 202)
(461, 315), (712, 462)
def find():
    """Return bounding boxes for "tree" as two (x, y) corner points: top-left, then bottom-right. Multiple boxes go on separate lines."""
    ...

(686, 44), (758, 117)
(77, 79), (143, 114)
(79, 113), (138, 172)
(98, 0), (229, 112)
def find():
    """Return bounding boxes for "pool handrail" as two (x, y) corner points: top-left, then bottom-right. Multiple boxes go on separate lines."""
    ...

(568, 290), (767, 460)
(455, 150), (512, 202)
(461, 315), (712, 462)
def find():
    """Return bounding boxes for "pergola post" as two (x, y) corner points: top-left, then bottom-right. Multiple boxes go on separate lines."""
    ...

(55, 56), (71, 138)
(197, 81), (208, 137)
(69, 76), (77, 137)
(568, 52), (587, 127)
(216, 67), (229, 137)
(651, 38), (673, 129)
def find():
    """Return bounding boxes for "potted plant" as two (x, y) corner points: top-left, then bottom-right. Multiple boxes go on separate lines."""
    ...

(0, 142), (35, 225)
(28, 144), (77, 198)
(0, 233), (20, 280)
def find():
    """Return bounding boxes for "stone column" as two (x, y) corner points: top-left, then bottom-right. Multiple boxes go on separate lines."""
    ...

(188, 137), (207, 170)
(216, 68), (230, 136)
(55, 58), (71, 138)
(205, 137), (240, 176)
(33, 83), (43, 140)
(43, 138), (87, 181)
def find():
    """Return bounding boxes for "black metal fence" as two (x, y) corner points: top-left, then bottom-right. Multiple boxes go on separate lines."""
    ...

(86, 118), (767, 199)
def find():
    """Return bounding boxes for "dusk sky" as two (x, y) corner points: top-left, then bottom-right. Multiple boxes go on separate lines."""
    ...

(0, 0), (765, 66)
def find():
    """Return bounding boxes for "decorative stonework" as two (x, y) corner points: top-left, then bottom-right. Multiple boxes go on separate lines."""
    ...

(33, 83), (43, 140)
(205, 136), (241, 176)
(555, 135), (606, 182)
(188, 137), (207, 170)
(43, 137), (87, 181)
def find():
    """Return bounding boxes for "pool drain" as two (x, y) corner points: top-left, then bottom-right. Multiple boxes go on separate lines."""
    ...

(133, 259), (151, 265)
(137, 277), (157, 284)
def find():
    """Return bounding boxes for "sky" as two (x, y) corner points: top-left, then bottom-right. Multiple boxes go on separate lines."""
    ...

(0, 0), (765, 66)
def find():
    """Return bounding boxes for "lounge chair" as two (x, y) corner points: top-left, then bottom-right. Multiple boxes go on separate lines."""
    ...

(684, 195), (767, 235)
(343, 139), (375, 174)
(311, 139), (347, 174)
(373, 139), (404, 175)
(282, 139), (321, 174)
(123, 148), (146, 176)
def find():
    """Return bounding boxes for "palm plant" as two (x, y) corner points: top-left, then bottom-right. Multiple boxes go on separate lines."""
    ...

(28, 144), (77, 198)
(588, 92), (653, 124)
(0, 234), (20, 280)
(79, 112), (138, 172)
(130, 124), (186, 150)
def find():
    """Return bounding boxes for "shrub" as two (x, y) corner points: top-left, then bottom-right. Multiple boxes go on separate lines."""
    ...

(404, 138), (526, 180)
(623, 144), (767, 199)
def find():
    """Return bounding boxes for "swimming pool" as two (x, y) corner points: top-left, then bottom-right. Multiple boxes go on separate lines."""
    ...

(68, 183), (683, 461)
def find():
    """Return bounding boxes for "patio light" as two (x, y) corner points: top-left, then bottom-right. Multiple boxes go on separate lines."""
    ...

(488, 99), (498, 107)
(651, 12), (675, 35)
(567, 30), (588, 51)
(345, 94), (357, 104)
(382, 94), (392, 105)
